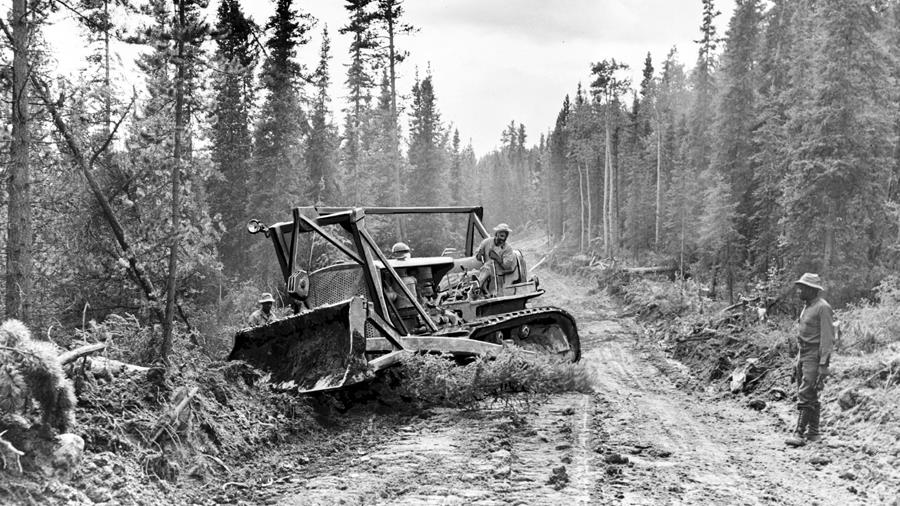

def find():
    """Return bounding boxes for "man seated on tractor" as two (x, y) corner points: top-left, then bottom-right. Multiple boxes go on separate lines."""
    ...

(473, 223), (516, 298)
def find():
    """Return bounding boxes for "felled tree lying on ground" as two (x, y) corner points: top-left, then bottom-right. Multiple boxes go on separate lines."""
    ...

(0, 319), (77, 474)
(396, 347), (594, 408)
(0, 320), (76, 433)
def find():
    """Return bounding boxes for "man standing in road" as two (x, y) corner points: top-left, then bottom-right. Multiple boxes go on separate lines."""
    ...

(248, 293), (278, 327)
(473, 223), (516, 298)
(786, 273), (834, 447)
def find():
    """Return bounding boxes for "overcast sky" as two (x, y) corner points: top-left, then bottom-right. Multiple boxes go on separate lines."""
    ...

(282, 0), (736, 155)
(42, 0), (736, 157)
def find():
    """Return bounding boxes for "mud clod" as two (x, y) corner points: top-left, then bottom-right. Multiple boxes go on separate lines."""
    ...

(809, 455), (832, 466)
(747, 399), (767, 410)
(546, 465), (569, 490)
(604, 453), (629, 465)
(839, 471), (857, 481)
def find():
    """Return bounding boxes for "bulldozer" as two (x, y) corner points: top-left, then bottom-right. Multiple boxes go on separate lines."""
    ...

(228, 206), (580, 393)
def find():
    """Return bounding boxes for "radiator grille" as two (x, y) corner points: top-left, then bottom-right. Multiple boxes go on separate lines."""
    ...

(307, 264), (369, 307)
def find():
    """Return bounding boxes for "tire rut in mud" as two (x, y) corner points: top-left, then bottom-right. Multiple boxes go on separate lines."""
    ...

(581, 316), (866, 505)
(273, 393), (601, 505)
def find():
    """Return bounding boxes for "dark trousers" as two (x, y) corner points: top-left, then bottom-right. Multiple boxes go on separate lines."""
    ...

(796, 358), (822, 410)
(794, 345), (825, 436)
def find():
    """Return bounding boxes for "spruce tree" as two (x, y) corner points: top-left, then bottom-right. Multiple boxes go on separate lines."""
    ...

(250, 0), (311, 228)
(209, 0), (256, 277)
(781, 0), (893, 299)
(689, 0), (720, 174)
(590, 59), (630, 256)
(407, 73), (448, 254)
(340, 0), (377, 205)
(706, 0), (762, 298)
(306, 27), (340, 206)
(548, 97), (571, 240)
(373, 0), (416, 225)
(449, 128), (462, 204)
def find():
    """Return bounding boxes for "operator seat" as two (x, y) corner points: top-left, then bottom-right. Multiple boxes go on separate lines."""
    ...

(495, 250), (529, 296)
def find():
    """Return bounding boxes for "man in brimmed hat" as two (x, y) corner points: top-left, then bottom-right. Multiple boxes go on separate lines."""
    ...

(472, 223), (516, 298)
(786, 273), (834, 447)
(248, 292), (279, 327)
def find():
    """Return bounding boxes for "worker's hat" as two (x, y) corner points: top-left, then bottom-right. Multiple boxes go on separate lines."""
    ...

(258, 292), (276, 304)
(794, 273), (824, 291)
(391, 242), (411, 255)
(493, 223), (512, 234)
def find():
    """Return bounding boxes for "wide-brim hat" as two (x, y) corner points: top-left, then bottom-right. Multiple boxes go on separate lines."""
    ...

(493, 223), (512, 234)
(794, 273), (824, 291)
(258, 292), (275, 303)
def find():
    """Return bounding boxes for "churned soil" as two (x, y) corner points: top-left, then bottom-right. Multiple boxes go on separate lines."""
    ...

(256, 243), (868, 505)
(3, 235), (892, 505)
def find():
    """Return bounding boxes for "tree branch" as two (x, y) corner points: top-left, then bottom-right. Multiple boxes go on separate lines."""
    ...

(89, 90), (137, 169)
(59, 342), (108, 366)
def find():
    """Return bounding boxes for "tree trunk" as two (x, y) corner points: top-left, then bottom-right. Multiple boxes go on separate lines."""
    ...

(5, 0), (32, 322)
(603, 103), (612, 257)
(611, 123), (620, 256)
(577, 163), (585, 252)
(680, 207), (686, 281)
(823, 206), (835, 274)
(655, 115), (662, 249)
(585, 162), (592, 251)
(726, 242), (734, 305)
(162, 1), (187, 363)
(103, 0), (111, 131)
(386, 8), (405, 240)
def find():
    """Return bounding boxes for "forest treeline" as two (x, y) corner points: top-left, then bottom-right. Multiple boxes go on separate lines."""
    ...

(1, 0), (895, 361)
(0, 0), (485, 359)
(483, 0), (900, 305)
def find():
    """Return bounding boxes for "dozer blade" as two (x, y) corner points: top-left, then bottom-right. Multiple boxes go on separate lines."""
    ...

(228, 297), (370, 393)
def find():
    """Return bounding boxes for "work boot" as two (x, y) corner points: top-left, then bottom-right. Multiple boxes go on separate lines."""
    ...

(805, 404), (822, 443)
(785, 408), (810, 447)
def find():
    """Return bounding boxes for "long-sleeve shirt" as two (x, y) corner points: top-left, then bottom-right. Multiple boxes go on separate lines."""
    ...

(798, 297), (834, 365)
(248, 309), (277, 327)
(475, 237), (515, 274)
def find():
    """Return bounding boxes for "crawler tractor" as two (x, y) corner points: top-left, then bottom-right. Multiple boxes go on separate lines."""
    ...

(228, 206), (580, 393)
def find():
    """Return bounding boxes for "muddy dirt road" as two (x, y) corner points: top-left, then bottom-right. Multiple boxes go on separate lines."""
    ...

(256, 243), (865, 505)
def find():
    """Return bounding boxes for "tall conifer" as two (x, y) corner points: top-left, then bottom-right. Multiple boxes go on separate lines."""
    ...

(306, 27), (340, 206)
(209, 0), (256, 277)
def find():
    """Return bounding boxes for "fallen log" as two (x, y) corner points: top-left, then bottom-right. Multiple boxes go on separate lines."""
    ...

(83, 356), (152, 377)
(59, 343), (108, 366)
(620, 266), (675, 275)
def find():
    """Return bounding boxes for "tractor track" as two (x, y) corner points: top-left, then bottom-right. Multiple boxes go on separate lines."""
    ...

(246, 238), (867, 506)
